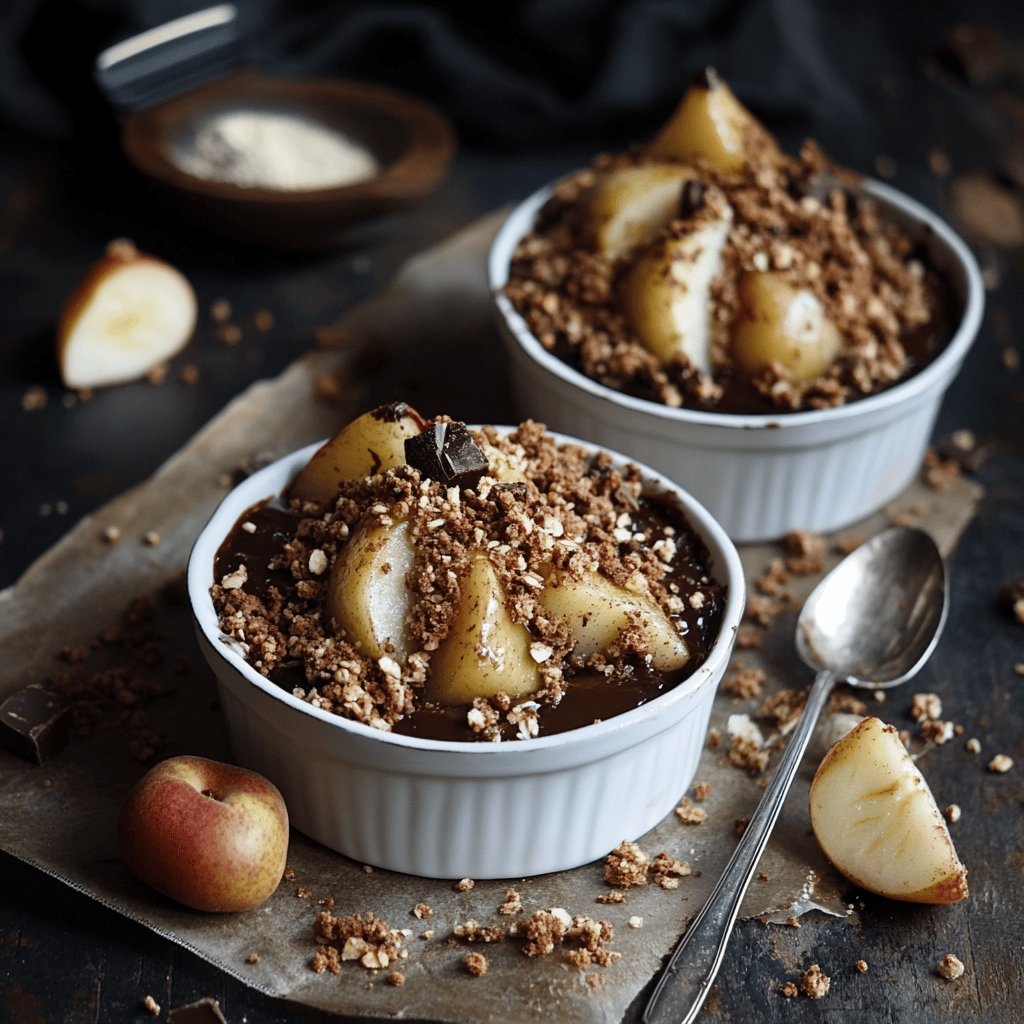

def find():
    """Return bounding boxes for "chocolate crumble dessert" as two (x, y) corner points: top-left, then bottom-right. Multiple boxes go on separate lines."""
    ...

(211, 404), (725, 742)
(503, 69), (956, 415)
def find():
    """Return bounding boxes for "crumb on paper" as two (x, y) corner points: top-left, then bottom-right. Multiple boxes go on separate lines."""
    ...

(464, 951), (488, 977)
(988, 753), (1013, 773)
(245, 951), (260, 964)
(604, 840), (649, 888)
(855, 959), (869, 973)
(412, 902), (433, 919)
(143, 994), (160, 1015)
(311, 910), (407, 974)
(675, 798), (708, 825)
(499, 890), (523, 915)
(143, 530), (161, 547)
(722, 666), (766, 699)
(936, 953), (965, 980)
(966, 737), (981, 753)
(454, 877), (475, 892)
(945, 804), (961, 824)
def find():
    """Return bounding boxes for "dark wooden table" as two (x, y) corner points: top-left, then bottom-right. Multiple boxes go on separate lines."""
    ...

(2, 6), (1023, 1022)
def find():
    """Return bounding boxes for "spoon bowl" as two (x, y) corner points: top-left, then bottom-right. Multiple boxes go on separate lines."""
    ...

(643, 526), (949, 1024)
(796, 527), (948, 687)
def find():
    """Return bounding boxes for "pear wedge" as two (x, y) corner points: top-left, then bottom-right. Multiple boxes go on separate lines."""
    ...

(290, 404), (423, 505)
(731, 272), (843, 382)
(427, 555), (540, 705)
(539, 569), (688, 671)
(648, 69), (777, 173)
(325, 519), (415, 661)
(809, 716), (968, 905)
(583, 163), (695, 260)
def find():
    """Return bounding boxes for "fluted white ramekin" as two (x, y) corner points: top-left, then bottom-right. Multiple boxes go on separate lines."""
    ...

(489, 178), (984, 542)
(188, 432), (744, 880)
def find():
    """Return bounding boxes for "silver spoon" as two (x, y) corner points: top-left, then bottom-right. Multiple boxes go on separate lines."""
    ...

(643, 526), (948, 1024)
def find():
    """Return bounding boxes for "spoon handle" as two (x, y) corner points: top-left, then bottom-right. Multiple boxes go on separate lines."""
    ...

(642, 669), (836, 1024)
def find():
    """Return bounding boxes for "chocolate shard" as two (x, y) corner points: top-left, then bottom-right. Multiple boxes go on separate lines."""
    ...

(404, 420), (489, 491)
(0, 682), (72, 765)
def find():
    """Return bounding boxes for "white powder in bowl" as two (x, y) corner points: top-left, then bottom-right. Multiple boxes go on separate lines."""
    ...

(174, 109), (379, 191)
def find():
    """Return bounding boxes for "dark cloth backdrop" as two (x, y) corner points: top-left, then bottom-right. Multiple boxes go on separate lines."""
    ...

(1, 0), (901, 156)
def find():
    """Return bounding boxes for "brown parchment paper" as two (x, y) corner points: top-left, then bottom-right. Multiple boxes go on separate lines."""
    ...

(0, 211), (982, 1024)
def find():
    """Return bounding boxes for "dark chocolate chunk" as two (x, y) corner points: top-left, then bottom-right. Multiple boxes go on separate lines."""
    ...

(0, 683), (72, 764)
(678, 179), (706, 220)
(168, 998), (228, 1024)
(404, 421), (489, 491)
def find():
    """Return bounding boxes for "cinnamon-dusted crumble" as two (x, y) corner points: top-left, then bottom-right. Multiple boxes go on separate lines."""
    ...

(604, 840), (650, 887)
(504, 80), (952, 416)
(212, 409), (725, 742)
(311, 910), (409, 973)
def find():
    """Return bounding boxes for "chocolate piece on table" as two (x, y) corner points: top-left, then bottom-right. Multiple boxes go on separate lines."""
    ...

(404, 420), (489, 491)
(0, 682), (72, 764)
(168, 998), (228, 1024)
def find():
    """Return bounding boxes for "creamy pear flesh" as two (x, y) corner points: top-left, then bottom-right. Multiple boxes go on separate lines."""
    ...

(809, 717), (968, 905)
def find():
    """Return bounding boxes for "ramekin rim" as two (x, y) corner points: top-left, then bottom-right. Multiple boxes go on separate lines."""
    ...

(187, 429), (745, 759)
(487, 173), (985, 432)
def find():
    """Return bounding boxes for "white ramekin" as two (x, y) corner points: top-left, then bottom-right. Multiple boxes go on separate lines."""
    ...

(187, 433), (744, 880)
(489, 178), (984, 542)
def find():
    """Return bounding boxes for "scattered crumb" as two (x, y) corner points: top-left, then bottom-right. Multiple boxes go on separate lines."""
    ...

(997, 581), (1024, 625)
(296, 886), (312, 899)
(800, 963), (830, 998)
(855, 959), (869, 974)
(146, 364), (168, 386)
(783, 531), (827, 575)
(604, 840), (649, 888)
(362, 865), (374, 874)
(22, 386), (48, 411)
(693, 780), (711, 801)
(988, 753), (1013, 773)
(499, 890), (523, 915)
(245, 952), (260, 965)
(143, 531), (160, 547)
(452, 920), (506, 944)
(412, 903), (433, 919)
(786, 915), (801, 928)
(706, 727), (721, 748)
(780, 981), (799, 998)
(945, 804), (961, 824)
(722, 666), (766, 699)
(675, 798), (708, 825)
(102, 525), (122, 544)
(651, 852), (692, 888)
(217, 323), (243, 346)
(835, 533), (863, 555)
(181, 363), (200, 386)
(628, 915), (643, 929)
(311, 910), (407, 973)
(252, 308), (274, 332)
(210, 298), (232, 323)
(966, 737), (981, 753)
(454, 877), (475, 892)
(596, 890), (627, 905)
(936, 953), (965, 980)
(143, 994), (160, 1015)
(464, 951), (489, 977)
(1015, 663), (1024, 677)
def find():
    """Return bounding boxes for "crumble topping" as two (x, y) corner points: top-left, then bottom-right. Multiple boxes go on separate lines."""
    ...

(505, 140), (948, 415)
(212, 418), (723, 739)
